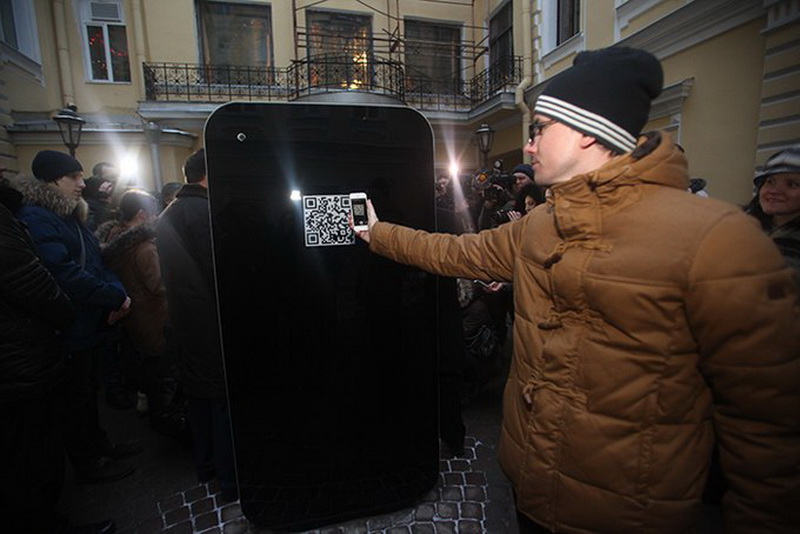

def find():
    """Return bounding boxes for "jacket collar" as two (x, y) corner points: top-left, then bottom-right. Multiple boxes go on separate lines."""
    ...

(13, 175), (89, 221)
(176, 183), (208, 200)
(546, 131), (689, 241)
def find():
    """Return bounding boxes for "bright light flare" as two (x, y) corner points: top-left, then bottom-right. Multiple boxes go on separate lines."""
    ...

(449, 162), (460, 178)
(290, 189), (301, 201)
(120, 154), (139, 181)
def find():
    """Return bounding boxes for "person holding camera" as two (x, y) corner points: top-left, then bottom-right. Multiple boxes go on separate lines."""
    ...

(354, 47), (799, 532)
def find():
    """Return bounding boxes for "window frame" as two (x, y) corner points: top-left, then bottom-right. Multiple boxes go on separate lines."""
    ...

(79, 0), (131, 83)
(403, 17), (463, 95)
(540, 0), (585, 69)
(196, 0), (275, 69)
(0, 0), (42, 65)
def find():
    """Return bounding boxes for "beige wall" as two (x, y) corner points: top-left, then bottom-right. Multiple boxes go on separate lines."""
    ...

(662, 18), (765, 204)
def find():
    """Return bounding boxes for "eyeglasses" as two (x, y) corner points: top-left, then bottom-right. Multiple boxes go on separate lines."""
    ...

(528, 120), (557, 143)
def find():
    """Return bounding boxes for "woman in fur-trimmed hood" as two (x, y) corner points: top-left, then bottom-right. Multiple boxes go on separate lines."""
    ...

(100, 189), (167, 357)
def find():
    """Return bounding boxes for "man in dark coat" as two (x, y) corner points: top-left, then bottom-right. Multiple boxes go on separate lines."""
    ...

(14, 150), (141, 484)
(157, 148), (237, 501)
(0, 178), (115, 533)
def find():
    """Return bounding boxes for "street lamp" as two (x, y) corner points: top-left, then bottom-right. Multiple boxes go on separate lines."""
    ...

(52, 104), (85, 157)
(475, 123), (494, 169)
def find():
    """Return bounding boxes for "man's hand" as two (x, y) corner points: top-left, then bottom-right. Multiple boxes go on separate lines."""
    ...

(108, 296), (131, 325)
(351, 199), (379, 243)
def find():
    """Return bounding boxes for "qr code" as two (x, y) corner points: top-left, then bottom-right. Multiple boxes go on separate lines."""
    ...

(303, 195), (355, 247)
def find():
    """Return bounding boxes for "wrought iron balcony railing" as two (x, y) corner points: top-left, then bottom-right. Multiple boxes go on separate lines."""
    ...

(143, 56), (523, 112)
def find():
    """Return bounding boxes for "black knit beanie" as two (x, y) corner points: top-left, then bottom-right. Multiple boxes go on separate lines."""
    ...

(32, 150), (83, 182)
(535, 47), (663, 154)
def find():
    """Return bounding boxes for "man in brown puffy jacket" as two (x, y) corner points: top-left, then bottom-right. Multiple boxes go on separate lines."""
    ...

(355, 47), (799, 533)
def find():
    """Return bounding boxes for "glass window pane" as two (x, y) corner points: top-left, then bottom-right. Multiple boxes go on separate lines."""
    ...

(306, 10), (371, 59)
(557, 0), (580, 44)
(200, 1), (273, 67)
(86, 25), (108, 80)
(0, 0), (18, 50)
(489, 2), (512, 65)
(108, 24), (130, 82)
(405, 19), (461, 93)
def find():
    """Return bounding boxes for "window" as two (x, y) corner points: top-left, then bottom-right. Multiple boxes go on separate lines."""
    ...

(0, 0), (41, 63)
(557, 0), (580, 45)
(404, 19), (461, 94)
(197, 1), (273, 68)
(305, 10), (372, 89)
(489, 2), (512, 67)
(541, 0), (584, 61)
(80, 0), (130, 82)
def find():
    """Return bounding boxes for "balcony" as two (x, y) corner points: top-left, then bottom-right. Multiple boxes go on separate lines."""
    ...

(143, 56), (523, 113)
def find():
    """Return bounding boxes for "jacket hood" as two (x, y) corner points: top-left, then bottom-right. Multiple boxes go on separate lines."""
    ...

(101, 222), (156, 264)
(13, 174), (88, 221)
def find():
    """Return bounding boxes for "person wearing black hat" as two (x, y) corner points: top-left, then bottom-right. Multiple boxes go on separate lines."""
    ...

(13, 150), (142, 486)
(352, 47), (800, 532)
(511, 163), (535, 194)
(745, 145), (800, 278)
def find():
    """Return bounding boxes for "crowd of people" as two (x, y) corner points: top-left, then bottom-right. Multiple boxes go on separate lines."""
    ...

(1, 44), (799, 533)
(0, 148), (230, 533)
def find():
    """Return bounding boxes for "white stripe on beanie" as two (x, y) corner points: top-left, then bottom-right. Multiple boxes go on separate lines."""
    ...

(535, 95), (637, 153)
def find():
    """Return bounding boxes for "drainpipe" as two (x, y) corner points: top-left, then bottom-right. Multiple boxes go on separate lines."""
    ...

(515, 0), (533, 161)
(132, 0), (148, 95)
(53, 0), (75, 106)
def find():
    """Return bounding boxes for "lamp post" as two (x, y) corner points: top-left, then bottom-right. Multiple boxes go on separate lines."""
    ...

(52, 104), (85, 157)
(475, 123), (494, 169)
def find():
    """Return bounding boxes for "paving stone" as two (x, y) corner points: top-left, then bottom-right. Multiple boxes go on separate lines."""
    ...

(463, 472), (486, 486)
(191, 496), (216, 515)
(459, 502), (483, 520)
(184, 485), (209, 503)
(386, 527), (411, 534)
(414, 503), (436, 521)
(442, 473), (463, 486)
(448, 459), (470, 472)
(440, 486), (463, 502)
(220, 502), (243, 522)
(411, 524), (435, 534)
(164, 505), (191, 526)
(435, 502), (458, 519)
(194, 510), (220, 531)
(456, 519), (483, 533)
(432, 521), (457, 534)
(463, 486), (486, 501)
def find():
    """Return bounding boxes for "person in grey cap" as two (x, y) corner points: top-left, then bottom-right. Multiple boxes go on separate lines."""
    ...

(353, 47), (799, 532)
(745, 145), (800, 278)
(14, 150), (141, 485)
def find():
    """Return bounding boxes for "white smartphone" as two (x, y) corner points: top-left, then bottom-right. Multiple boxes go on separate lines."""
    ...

(349, 192), (369, 232)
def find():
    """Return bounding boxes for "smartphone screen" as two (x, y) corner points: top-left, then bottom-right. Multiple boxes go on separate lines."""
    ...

(350, 193), (368, 230)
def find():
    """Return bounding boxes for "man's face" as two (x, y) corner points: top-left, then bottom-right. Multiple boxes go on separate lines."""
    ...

(524, 114), (584, 186)
(514, 172), (533, 193)
(51, 171), (85, 200)
(759, 173), (800, 220)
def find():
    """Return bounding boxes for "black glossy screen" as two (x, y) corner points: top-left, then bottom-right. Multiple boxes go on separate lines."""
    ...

(205, 102), (439, 531)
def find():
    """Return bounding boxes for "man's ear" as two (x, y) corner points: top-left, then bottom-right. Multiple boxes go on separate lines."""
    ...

(578, 134), (600, 149)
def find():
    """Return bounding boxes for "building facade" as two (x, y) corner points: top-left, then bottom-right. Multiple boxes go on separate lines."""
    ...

(1, 0), (797, 204)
